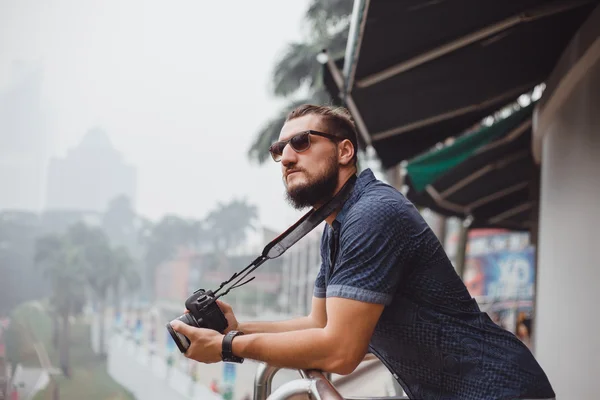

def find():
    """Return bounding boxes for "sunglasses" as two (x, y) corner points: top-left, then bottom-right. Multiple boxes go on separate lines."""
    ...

(269, 130), (343, 162)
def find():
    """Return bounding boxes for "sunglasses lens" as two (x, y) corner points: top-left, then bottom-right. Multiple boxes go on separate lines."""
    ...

(290, 133), (310, 152)
(269, 142), (284, 161)
(269, 132), (312, 162)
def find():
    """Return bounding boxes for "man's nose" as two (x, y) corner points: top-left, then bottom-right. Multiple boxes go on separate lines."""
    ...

(280, 142), (297, 167)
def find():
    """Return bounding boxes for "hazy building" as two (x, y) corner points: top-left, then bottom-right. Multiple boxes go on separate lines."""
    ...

(279, 225), (323, 316)
(0, 63), (48, 211)
(45, 127), (137, 212)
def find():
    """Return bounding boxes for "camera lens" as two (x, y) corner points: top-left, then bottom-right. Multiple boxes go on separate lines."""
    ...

(166, 313), (197, 353)
(177, 313), (197, 327)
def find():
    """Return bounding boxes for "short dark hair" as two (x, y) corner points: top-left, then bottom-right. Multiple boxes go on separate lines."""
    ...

(285, 104), (359, 165)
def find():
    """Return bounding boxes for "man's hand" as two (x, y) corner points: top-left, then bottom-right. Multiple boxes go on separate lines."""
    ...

(216, 300), (239, 333)
(170, 321), (224, 364)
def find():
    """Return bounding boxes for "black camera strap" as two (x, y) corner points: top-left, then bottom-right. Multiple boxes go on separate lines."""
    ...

(213, 174), (357, 298)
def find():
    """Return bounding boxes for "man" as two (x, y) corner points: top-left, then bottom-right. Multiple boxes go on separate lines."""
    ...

(171, 105), (555, 399)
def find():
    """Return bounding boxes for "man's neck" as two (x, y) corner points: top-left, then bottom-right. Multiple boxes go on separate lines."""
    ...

(318, 167), (357, 226)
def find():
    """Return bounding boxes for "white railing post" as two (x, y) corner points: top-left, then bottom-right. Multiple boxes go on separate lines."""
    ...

(253, 363), (280, 400)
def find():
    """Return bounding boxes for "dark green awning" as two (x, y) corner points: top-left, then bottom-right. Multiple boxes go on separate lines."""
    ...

(406, 102), (535, 192)
(404, 101), (537, 231)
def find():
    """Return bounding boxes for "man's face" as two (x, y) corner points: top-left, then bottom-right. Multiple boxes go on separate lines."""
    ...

(278, 115), (340, 209)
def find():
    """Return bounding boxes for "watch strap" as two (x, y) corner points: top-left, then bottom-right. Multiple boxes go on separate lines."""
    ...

(222, 330), (244, 363)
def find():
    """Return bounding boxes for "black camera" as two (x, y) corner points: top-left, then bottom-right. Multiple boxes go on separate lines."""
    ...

(166, 289), (228, 353)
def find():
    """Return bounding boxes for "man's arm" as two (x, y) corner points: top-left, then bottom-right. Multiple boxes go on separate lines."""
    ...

(233, 297), (384, 374)
(170, 201), (407, 374)
(171, 296), (383, 374)
(238, 296), (327, 334)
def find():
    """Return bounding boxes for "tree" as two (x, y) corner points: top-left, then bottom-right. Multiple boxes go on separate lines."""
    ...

(65, 223), (136, 357)
(0, 211), (48, 316)
(204, 198), (258, 253)
(141, 215), (196, 301)
(138, 198), (258, 301)
(102, 195), (138, 254)
(248, 0), (353, 163)
(34, 233), (86, 377)
(110, 246), (140, 316)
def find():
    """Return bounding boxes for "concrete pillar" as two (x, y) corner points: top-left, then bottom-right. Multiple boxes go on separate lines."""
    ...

(532, 9), (600, 397)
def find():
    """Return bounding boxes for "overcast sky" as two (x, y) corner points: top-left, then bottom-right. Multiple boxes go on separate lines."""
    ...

(0, 0), (315, 232)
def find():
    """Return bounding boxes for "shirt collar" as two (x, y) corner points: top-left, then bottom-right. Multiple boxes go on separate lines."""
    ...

(333, 168), (376, 227)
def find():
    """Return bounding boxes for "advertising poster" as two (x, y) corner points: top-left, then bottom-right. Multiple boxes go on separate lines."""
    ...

(463, 231), (535, 348)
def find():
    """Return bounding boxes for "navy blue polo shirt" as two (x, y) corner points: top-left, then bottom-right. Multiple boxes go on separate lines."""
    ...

(314, 169), (554, 400)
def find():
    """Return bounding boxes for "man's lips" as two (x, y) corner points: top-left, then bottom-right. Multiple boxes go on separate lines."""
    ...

(286, 170), (302, 179)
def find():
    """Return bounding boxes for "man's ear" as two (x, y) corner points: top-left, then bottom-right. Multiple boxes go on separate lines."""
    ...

(338, 139), (355, 166)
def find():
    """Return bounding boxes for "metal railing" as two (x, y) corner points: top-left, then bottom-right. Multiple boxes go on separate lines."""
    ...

(253, 362), (409, 400)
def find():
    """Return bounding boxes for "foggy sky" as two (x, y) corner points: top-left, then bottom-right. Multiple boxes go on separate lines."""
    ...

(0, 0), (311, 232)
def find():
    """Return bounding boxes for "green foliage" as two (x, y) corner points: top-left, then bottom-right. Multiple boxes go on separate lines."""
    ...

(33, 223), (140, 367)
(204, 198), (258, 252)
(248, 0), (353, 163)
(142, 215), (195, 266)
(4, 301), (53, 367)
(65, 223), (116, 301)
(102, 195), (138, 252)
(33, 222), (139, 312)
(140, 198), (259, 300)
(34, 232), (87, 317)
(0, 211), (49, 315)
(6, 301), (133, 400)
(1, 193), (259, 312)
(31, 322), (135, 400)
(113, 246), (140, 293)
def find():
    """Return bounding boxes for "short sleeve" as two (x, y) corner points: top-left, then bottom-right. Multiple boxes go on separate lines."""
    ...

(313, 230), (329, 298)
(313, 264), (326, 298)
(327, 200), (414, 305)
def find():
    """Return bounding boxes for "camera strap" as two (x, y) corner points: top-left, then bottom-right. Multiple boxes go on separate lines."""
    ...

(212, 174), (358, 298)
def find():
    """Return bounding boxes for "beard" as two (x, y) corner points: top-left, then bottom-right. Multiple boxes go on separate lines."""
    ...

(284, 155), (339, 210)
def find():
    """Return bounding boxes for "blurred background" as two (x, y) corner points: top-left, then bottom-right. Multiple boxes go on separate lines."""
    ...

(1, 1), (598, 399)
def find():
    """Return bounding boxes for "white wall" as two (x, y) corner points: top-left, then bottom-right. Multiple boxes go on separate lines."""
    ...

(534, 12), (600, 397)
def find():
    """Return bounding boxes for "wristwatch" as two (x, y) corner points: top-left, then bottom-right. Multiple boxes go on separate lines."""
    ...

(221, 330), (245, 363)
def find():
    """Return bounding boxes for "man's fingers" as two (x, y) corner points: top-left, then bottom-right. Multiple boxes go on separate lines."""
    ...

(216, 300), (232, 312)
(170, 320), (194, 338)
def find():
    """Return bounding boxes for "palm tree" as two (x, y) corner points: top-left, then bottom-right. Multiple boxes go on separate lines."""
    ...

(34, 233), (86, 378)
(141, 215), (196, 301)
(110, 246), (140, 317)
(66, 223), (118, 356)
(0, 211), (48, 315)
(226, 199), (259, 248)
(248, 0), (353, 163)
(102, 195), (138, 253)
(204, 198), (258, 253)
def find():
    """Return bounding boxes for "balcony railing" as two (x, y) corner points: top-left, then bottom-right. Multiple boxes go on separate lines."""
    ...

(253, 362), (409, 400)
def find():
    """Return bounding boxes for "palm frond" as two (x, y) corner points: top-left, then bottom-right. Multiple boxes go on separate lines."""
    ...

(271, 42), (324, 97)
(249, 0), (353, 164)
(305, 0), (353, 36)
(326, 27), (351, 57)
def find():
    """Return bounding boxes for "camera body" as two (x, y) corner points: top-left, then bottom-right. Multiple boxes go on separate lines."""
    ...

(166, 289), (228, 353)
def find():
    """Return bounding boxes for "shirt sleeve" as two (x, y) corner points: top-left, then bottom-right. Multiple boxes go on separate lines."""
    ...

(326, 199), (415, 305)
(313, 264), (326, 298)
(313, 230), (329, 298)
